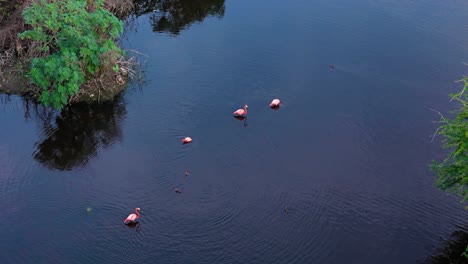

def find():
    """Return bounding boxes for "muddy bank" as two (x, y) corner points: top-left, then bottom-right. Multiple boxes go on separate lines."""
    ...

(0, 64), (128, 103)
(0, 63), (29, 95)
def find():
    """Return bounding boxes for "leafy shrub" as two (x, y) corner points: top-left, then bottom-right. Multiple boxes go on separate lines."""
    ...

(20, 0), (123, 109)
(432, 77), (468, 201)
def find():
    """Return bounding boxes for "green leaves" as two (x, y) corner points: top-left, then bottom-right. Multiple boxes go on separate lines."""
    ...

(20, 0), (124, 109)
(433, 77), (468, 202)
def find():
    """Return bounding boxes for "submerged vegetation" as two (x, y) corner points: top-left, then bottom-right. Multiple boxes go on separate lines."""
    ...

(432, 75), (468, 202)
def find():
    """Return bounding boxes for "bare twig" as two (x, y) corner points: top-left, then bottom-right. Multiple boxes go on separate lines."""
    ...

(431, 126), (443, 143)
(429, 108), (448, 142)
(125, 49), (149, 57)
(450, 81), (467, 102)
(430, 108), (446, 120)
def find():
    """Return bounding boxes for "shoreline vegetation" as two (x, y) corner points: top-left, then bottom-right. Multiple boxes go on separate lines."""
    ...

(432, 75), (468, 200)
(431, 74), (468, 262)
(0, 0), (137, 108)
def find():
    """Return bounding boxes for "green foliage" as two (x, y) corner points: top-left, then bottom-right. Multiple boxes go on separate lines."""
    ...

(19, 0), (123, 109)
(432, 77), (468, 201)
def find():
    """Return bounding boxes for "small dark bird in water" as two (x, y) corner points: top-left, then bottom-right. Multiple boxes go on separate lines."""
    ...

(329, 64), (335, 69)
(185, 170), (189, 176)
(175, 188), (182, 193)
(284, 207), (289, 214)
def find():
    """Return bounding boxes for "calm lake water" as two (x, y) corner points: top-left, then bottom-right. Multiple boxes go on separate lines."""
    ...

(2, 0), (468, 263)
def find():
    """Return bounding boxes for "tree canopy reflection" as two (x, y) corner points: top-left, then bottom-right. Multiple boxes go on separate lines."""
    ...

(133, 0), (225, 35)
(33, 98), (126, 171)
(425, 227), (468, 264)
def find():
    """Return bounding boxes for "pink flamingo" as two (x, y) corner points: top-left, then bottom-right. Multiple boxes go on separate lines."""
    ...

(182, 137), (192, 144)
(269, 99), (281, 108)
(124, 208), (141, 225)
(233, 104), (248, 117)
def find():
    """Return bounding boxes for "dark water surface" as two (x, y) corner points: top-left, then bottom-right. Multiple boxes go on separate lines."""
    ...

(2, 0), (468, 263)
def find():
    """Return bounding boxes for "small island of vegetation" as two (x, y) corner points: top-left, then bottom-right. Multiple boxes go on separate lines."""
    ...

(0, 0), (136, 109)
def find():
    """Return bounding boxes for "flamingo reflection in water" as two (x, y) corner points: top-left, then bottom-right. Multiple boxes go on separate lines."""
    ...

(234, 116), (248, 127)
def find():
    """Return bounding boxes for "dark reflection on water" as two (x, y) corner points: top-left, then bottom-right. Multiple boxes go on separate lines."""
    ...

(133, 0), (225, 35)
(32, 97), (126, 170)
(425, 227), (468, 264)
(233, 116), (248, 127)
